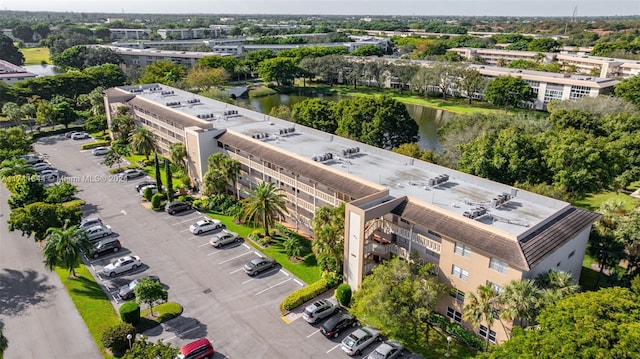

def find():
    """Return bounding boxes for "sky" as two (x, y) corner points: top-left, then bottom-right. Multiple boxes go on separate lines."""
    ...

(0, 0), (638, 17)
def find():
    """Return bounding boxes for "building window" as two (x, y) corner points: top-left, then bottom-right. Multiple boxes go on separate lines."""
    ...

(454, 243), (471, 257)
(568, 250), (575, 259)
(569, 85), (591, 99)
(446, 307), (462, 324)
(449, 287), (465, 302)
(452, 265), (469, 280)
(479, 325), (497, 344)
(427, 229), (441, 238)
(486, 281), (503, 294)
(489, 258), (509, 274)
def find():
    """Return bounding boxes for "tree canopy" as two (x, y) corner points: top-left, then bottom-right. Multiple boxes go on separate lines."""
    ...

(0, 34), (24, 65)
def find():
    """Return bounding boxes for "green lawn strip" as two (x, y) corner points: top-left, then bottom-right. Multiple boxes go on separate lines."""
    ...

(124, 154), (184, 189)
(136, 302), (183, 332)
(20, 47), (51, 65)
(573, 190), (640, 211)
(62, 199), (86, 207)
(203, 211), (321, 284)
(54, 265), (121, 358)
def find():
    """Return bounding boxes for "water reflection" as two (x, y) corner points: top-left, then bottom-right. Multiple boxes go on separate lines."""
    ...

(238, 93), (449, 151)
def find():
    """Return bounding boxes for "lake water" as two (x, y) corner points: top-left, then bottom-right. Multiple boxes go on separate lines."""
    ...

(23, 64), (60, 77)
(238, 93), (450, 151)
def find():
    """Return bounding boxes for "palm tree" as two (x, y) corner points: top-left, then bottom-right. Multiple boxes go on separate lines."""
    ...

(497, 279), (540, 329)
(202, 153), (241, 196)
(169, 142), (187, 169)
(0, 157), (35, 177)
(535, 269), (580, 304)
(464, 284), (499, 351)
(311, 204), (345, 273)
(102, 144), (131, 170)
(129, 126), (156, 160)
(43, 224), (92, 277)
(242, 182), (288, 237)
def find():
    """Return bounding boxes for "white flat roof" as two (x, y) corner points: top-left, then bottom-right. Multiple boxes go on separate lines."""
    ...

(120, 84), (569, 237)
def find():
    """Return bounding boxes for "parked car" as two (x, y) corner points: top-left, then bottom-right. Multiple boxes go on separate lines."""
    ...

(321, 312), (358, 338)
(119, 168), (145, 180)
(31, 162), (52, 172)
(134, 180), (156, 192)
(71, 132), (90, 140)
(165, 201), (192, 215)
(209, 230), (240, 247)
(20, 154), (43, 164)
(341, 326), (381, 356)
(65, 131), (79, 138)
(138, 184), (158, 196)
(102, 255), (142, 277)
(189, 218), (224, 235)
(91, 146), (110, 156)
(38, 169), (59, 182)
(243, 257), (276, 276)
(118, 275), (160, 300)
(177, 338), (214, 359)
(84, 224), (113, 241)
(79, 217), (103, 230)
(303, 298), (339, 324)
(364, 340), (404, 359)
(87, 237), (121, 259)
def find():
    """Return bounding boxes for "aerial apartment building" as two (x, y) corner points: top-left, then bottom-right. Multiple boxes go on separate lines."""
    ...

(450, 47), (640, 79)
(104, 84), (600, 344)
(109, 28), (152, 40)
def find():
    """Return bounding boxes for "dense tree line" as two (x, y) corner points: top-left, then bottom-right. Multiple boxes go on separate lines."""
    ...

(290, 95), (418, 149)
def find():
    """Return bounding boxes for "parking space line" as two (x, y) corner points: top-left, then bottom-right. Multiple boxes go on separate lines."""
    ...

(229, 267), (244, 274)
(218, 250), (253, 265)
(197, 242), (210, 248)
(179, 228), (191, 232)
(187, 236), (199, 241)
(206, 251), (222, 256)
(162, 325), (202, 341)
(327, 344), (341, 353)
(307, 329), (320, 338)
(242, 278), (255, 284)
(172, 217), (200, 226)
(242, 243), (250, 249)
(254, 278), (292, 295)
(279, 269), (290, 276)
(294, 279), (305, 287)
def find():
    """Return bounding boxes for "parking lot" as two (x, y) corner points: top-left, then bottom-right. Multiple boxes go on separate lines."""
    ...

(35, 133), (385, 358)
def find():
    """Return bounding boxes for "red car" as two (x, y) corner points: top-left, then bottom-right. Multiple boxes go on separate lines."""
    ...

(178, 338), (214, 359)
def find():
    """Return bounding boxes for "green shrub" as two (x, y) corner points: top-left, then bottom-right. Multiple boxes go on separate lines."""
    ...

(258, 236), (271, 247)
(119, 301), (140, 324)
(322, 270), (341, 287)
(280, 278), (330, 314)
(107, 164), (138, 174)
(192, 198), (206, 210)
(101, 322), (136, 356)
(247, 230), (261, 242)
(335, 283), (352, 307)
(31, 126), (84, 139)
(81, 140), (110, 150)
(151, 193), (164, 209)
(430, 313), (485, 350)
(177, 195), (195, 202)
(143, 187), (154, 201)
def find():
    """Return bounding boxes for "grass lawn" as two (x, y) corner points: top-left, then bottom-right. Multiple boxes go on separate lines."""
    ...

(573, 190), (640, 211)
(20, 47), (51, 65)
(136, 302), (183, 332)
(203, 211), (321, 284)
(55, 265), (121, 358)
(124, 153), (184, 189)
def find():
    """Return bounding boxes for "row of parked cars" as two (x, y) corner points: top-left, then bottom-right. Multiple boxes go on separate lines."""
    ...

(19, 154), (60, 183)
(303, 298), (404, 358)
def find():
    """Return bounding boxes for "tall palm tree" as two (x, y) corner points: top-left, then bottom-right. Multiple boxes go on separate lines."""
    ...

(129, 126), (156, 160)
(43, 224), (92, 277)
(497, 279), (540, 329)
(311, 204), (345, 273)
(535, 269), (580, 304)
(242, 182), (288, 237)
(102, 144), (131, 170)
(464, 284), (499, 351)
(203, 153), (241, 196)
(0, 157), (35, 177)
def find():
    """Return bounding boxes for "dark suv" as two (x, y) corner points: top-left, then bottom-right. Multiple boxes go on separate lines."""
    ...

(88, 237), (121, 259)
(165, 201), (192, 215)
(321, 312), (358, 338)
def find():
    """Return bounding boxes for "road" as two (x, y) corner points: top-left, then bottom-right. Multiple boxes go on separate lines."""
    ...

(0, 164), (100, 356)
(32, 134), (382, 358)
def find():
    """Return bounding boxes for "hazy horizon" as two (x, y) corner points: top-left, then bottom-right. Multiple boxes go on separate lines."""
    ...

(0, 0), (638, 17)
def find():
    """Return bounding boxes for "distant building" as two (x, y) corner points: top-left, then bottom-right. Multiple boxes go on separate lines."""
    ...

(157, 28), (218, 40)
(96, 45), (233, 69)
(109, 28), (151, 40)
(0, 60), (37, 85)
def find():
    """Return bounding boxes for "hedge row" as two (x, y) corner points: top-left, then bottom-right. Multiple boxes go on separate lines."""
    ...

(430, 313), (485, 351)
(280, 278), (330, 314)
(31, 125), (84, 139)
(107, 164), (139, 174)
(81, 140), (110, 150)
